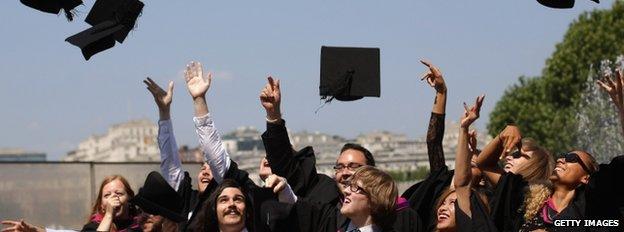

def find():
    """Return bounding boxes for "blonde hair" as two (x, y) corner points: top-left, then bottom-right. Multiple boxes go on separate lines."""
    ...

(351, 166), (398, 230)
(515, 138), (555, 183)
(522, 182), (552, 221)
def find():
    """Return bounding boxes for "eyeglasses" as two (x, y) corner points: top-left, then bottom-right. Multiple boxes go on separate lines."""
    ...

(508, 150), (530, 159)
(342, 180), (368, 195)
(333, 162), (364, 172)
(557, 152), (593, 174)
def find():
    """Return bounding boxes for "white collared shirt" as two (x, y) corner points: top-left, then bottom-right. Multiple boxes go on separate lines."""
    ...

(345, 222), (381, 232)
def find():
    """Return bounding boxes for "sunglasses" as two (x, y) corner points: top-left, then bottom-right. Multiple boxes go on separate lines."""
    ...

(557, 152), (593, 174)
(508, 150), (530, 159)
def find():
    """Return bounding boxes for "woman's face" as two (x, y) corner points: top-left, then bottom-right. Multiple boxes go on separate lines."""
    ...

(100, 179), (130, 218)
(436, 192), (457, 231)
(216, 187), (246, 229)
(340, 180), (372, 219)
(550, 151), (592, 186)
(504, 149), (533, 174)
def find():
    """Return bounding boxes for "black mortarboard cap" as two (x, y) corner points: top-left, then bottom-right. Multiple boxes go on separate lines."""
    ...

(320, 46), (380, 102)
(131, 171), (185, 222)
(20, 0), (83, 21)
(65, 0), (144, 60)
(537, 0), (599, 9)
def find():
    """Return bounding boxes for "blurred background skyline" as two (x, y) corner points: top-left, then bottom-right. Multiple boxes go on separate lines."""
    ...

(0, 1), (612, 160)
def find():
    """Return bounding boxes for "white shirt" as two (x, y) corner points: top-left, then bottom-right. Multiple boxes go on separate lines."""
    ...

(157, 119), (184, 190)
(345, 223), (381, 232)
(194, 113), (232, 184)
(195, 113), (297, 204)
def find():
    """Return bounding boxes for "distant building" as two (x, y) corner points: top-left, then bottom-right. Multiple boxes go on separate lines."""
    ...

(63, 119), (160, 162)
(0, 148), (46, 161)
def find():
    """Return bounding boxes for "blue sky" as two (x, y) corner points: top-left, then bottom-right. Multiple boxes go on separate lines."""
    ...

(0, 1), (613, 160)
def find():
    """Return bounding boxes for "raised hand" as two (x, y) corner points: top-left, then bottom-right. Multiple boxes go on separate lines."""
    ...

(259, 76), (282, 121)
(0, 220), (43, 232)
(499, 125), (522, 153)
(143, 77), (174, 120)
(184, 61), (211, 99)
(597, 69), (624, 112)
(420, 60), (447, 93)
(265, 174), (287, 193)
(460, 95), (485, 128)
(468, 129), (479, 154)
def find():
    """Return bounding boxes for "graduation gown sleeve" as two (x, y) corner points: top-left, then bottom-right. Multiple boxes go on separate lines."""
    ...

(489, 172), (527, 232)
(456, 191), (498, 232)
(262, 120), (340, 205)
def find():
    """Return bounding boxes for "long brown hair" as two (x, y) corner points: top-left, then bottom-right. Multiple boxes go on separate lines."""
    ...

(88, 175), (136, 222)
(515, 138), (554, 183)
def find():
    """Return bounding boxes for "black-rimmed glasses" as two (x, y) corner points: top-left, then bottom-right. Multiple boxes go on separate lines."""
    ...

(333, 162), (364, 172)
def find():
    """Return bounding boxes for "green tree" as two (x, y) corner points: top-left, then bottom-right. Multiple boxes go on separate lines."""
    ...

(488, 1), (624, 152)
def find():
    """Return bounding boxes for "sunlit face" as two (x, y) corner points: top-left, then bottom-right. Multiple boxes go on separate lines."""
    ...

(550, 150), (592, 186)
(100, 179), (130, 219)
(216, 187), (246, 231)
(504, 149), (533, 173)
(340, 180), (371, 219)
(436, 192), (457, 231)
(142, 214), (163, 232)
(197, 163), (213, 193)
(334, 149), (367, 192)
(258, 157), (272, 182)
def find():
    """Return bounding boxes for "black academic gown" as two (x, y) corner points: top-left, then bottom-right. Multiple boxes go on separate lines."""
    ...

(456, 190), (498, 232)
(491, 156), (624, 232)
(262, 120), (341, 205)
(177, 171), (218, 232)
(402, 166), (454, 232)
(262, 120), (422, 232)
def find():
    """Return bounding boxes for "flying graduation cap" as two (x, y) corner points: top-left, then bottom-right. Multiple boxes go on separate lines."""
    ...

(20, 0), (83, 21)
(65, 0), (144, 60)
(319, 46), (380, 102)
(537, 0), (599, 8)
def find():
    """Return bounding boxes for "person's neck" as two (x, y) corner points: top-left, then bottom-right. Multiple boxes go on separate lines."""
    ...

(219, 224), (245, 232)
(350, 214), (374, 229)
(552, 184), (576, 211)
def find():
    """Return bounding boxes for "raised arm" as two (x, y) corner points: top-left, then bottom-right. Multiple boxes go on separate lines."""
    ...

(454, 95), (484, 218)
(475, 125), (521, 186)
(259, 77), (323, 198)
(185, 61), (230, 184)
(144, 78), (183, 191)
(597, 68), (624, 136)
(421, 60), (448, 171)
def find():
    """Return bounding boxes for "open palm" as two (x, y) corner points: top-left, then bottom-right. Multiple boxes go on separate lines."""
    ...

(185, 61), (211, 99)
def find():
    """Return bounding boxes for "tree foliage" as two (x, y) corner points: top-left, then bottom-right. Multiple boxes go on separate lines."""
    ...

(488, 1), (624, 152)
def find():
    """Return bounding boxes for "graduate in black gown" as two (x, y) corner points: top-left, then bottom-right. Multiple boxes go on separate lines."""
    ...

(269, 166), (400, 232)
(442, 95), (497, 232)
(143, 76), (219, 232)
(401, 60), (489, 232)
(258, 76), (422, 232)
(485, 69), (624, 232)
(183, 61), (295, 232)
